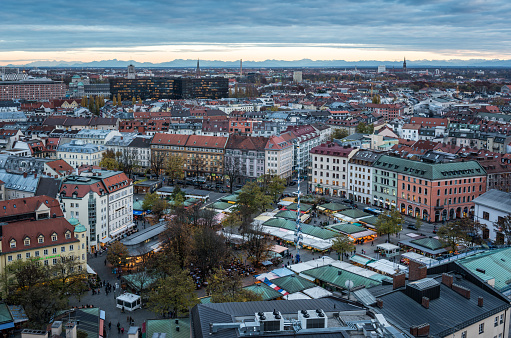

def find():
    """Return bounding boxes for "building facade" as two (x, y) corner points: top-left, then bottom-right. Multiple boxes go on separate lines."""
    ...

(0, 80), (66, 100)
(348, 150), (382, 205)
(57, 140), (106, 167)
(265, 135), (294, 181)
(224, 135), (268, 181)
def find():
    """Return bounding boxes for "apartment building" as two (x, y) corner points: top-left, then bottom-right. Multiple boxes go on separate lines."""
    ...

(59, 170), (133, 252)
(224, 135), (268, 181)
(265, 135), (294, 181)
(309, 142), (355, 197)
(57, 140), (106, 167)
(373, 155), (486, 222)
(348, 150), (382, 205)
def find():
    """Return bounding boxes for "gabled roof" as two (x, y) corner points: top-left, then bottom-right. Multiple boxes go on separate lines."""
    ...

(0, 195), (62, 220)
(225, 135), (268, 151)
(186, 135), (228, 149)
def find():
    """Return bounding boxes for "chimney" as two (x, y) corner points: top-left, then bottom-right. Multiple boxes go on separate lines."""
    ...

(421, 296), (429, 309)
(51, 321), (63, 336)
(452, 283), (471, 299)
(441, 273), (454, 288)
(416, 323), (430, 337)
(23, 172), (27, 178)
(393, 272), (406, 289)
(376, 298), (383, 308)
(409, 260), (427, 281)
(410, 326), (418, 336)
(65, 322), (77, 338)
(478, 296), (484, 307)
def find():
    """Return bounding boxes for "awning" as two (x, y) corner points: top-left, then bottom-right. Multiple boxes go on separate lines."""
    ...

(0, 322), (14, 330)
(110, 222), (135, 237)
(270, 245), (289, 254)
(261, 261), (273, 266)
(100, 237), (112, 244)
(133, 210), (144, 216)
(87, 264), (97, 275)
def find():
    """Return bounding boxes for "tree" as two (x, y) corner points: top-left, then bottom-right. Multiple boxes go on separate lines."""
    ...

(112, 95), (117, 106)
(329, 128), (349, 141)
(356, 122), (374, 134)
(99, 150), (120, 170)
(332, 234), (355, 261)
(117, 148), (140, 179)
(495, 215), (511, 245)
(2, 257), (87, 329)
(266, 175), (286, 204)
(132, 97), (136, 105)
(372, 94), (381, 104)
(224, 156), (246, 194)
(152, 199), (170, 219)
(147, 269), (198, 317)
(191, 227), (228, 275)
(245, 223), (272, 265)
(77, 330), (88, 338)
(150, 151), (166, 179)
(159, 213), (192, 269)
(375, 208), (403, 242)
(208, 269), (263, 303)
(107, 241), (129, 268)
(438, 217), (481, 250)
(117, 93), (122, 106)
(415, 217), (422, 231)
(142, 192), (160, 211)
(165, 154), (184, 184)
(80, 96), (87, 108)
(237, 182), (271, 217)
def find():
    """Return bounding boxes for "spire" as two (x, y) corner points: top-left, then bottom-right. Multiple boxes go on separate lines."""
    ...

(403, 57), (407, 72)
(196, 58), (201, 78)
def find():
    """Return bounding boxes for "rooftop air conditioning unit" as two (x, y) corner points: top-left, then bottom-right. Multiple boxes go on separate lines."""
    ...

(254, 310), (284, 332)
(298, 309), (327, 329)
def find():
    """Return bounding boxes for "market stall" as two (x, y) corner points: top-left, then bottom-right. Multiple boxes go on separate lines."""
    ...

(376, 243), (400, 258)
(116, 293), (142, 312)
(401, 252), (437, 266)
(366, 259), (407, 276)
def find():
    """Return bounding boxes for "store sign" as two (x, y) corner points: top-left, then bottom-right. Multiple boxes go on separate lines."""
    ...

(35, 254), (61, 261)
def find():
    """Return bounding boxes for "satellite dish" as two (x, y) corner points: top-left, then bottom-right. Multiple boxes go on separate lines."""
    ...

(345, 280), (354, 290)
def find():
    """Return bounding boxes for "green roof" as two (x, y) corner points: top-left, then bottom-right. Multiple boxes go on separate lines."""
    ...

(0, 303), (13, 325)
(275, 210), (299, 220)
(133, 200), (144, 211)
(350, 254), (375, 266)
(123, 271), (160, 291)
(146, 318), (190, 338)
(338, 209), (370, 219)
(303, 265), (380, 289)
(319, 202), (349, 212)
(359, 216), (379, 225)
(410, 237), (445, 251)
(373, 155), (486, 180)
(271, 275), (316, 294)
(262, 218), (337, 240)
(183, 198), (199, 207)
(220, 194), (239, 203)
(330, 223), (367, 235)
(286, 203), (312, 212)
(211, 201), (233, 210)
(244, 283), (282, 300)
(458, 247), (511, 292)
(199, 297), (211, 304)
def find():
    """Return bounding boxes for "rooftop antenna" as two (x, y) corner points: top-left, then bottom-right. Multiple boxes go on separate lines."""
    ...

(294, 143), (303, 263)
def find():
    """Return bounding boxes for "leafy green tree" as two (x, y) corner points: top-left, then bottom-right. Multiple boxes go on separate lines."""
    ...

(191, 227), (228, 275)
(332, 234), (355, 261)
(438, 217), (480, 250)
(375, 208), (403, 242)
(329, 128), (349, 141)
(152, 199), (170, 219)
(107, 241), (129, 268)
(415, 217), (422, 231)
(147, 269), (198, 316)
(99, 150), (120, 170)
(208, 269), (263, 303)
(356, 122), (374, 134)
(237, 182), (271, 218)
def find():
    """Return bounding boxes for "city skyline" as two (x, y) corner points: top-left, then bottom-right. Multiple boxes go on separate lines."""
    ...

(2, 0), (511, 65)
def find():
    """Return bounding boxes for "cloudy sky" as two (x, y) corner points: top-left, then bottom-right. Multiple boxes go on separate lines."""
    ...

(1, 0), (511, 65)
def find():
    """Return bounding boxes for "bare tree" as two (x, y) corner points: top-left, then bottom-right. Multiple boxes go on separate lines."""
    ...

(117, 148), (140, 179)
(150, 151), (166, 179)
(245, 222), (272, 265)
(224, 156), (246, 194)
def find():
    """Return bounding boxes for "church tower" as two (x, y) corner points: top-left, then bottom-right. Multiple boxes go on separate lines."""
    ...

(403, 57), (407, 72)
(196, 59), (201, 78)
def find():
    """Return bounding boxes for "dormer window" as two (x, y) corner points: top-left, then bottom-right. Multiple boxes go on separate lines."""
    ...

(24, 237), (30, 246)
(38, 235), (44, 244)
(65, 231), (71, 239)
(52, 233), (58, 242)
(10, 239), (16, 248)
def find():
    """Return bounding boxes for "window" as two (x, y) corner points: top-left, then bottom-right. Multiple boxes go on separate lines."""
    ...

(7, 256), (12, 262)
(500, 314), (504, 324)
(38, 236), (44, 244)
(479, 323), (484, 334)
(26, 253), (30, 259)
(65, 231), (71, 239)
(10, 240), (16, 248)
(44, 249), (48, 255)
(52, 259), (57, 265)
(44, 260), (48, 266)
(35, 251), (39, 257)
(24, 237), (30, 246)
(61, 246), (65, 253)
(17, 254), (21, 260)
(483, 211), (490, 221)
(495, 316), (499, 327)
(52, 233), (57, 241)
(70, 245), (74, 251)
(52, 248), (57, 254)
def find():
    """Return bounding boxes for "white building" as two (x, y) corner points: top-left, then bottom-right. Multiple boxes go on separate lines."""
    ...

(293, 71), (303, 83)
(309, 142), (356, 197)
(105, 134), (152, 169)
(57, 140), (106, 167)
(265, 135), (294, 180)
(348, 150), (382, 205)
(473, 189), (511, 243)
(401, 124), (420, 141)
(377, 65), (386, 73)
(59, 170), (134, 252)
(70, 129), (122, 145)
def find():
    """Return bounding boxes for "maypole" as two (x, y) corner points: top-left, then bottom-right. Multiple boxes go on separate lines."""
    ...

(294, 144), (303, 263)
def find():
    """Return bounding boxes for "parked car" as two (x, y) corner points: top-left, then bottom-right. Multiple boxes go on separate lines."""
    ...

(407, 224), (418, 230)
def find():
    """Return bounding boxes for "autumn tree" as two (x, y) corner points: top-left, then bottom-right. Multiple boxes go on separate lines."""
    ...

(99, 150), (120, 170)
(438, 217), (481, 250)
(107, 241), (129, 268)
(224, 157), (246, 194)
(112, 95), (117, 106)
(266, 175), (286, 204)
(208, 269), (263, 303)
(332, 234), (355, 261)
(117, 93), (122, 106)
(165, 154), (184, 184)
(236, 182), (271, 227)
(117, 148), (140, 179)
(191, 227), (229, 275)
(159, 214), (192, 269)
(147, 268), (198, 316)
(375, 208), (403, 242)
(2, 258), (87, 329)
(245, 223), (272, 265)
(329, 128), (349, 141)
(372, 94), (381, 104)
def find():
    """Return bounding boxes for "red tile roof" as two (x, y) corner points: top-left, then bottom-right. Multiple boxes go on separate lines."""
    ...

(2, 217), (78, 254)
(151, 133), (189, 146)
(310, 142), (353, 157)
(0, 195), (63, 220)
(186, 135), (228, 149)
(45, 159), (74, 177)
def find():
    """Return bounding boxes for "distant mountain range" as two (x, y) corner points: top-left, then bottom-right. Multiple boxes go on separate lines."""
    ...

(6, 58), (511, 68)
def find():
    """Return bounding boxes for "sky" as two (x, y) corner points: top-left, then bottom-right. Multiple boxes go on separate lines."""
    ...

(1, 0), (511, 65)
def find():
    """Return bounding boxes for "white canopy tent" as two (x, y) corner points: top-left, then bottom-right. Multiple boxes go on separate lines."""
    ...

(283, 292), (312, 300)
(303, 286), (333, 299)
(116, 293), (141, 312)
(367, 259), (407, 276)
(86, 264), (97, 275)
(401, 252), (437, 265)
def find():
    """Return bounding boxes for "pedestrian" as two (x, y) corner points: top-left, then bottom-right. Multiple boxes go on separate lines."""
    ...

(108, 321), (111, 331)
(127, 315), (130, 323)
(121, 327), (124, 334)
